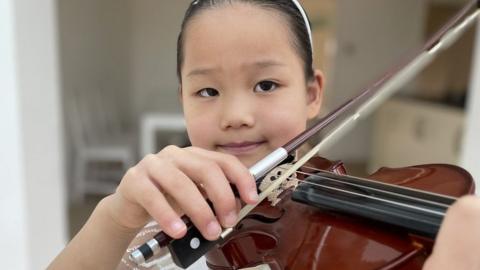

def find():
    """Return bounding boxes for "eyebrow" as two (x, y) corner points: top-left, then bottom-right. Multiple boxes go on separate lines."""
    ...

(186, 67), (219, 78)
(248, 60), (287, 69)
(186, 60), (287, 78)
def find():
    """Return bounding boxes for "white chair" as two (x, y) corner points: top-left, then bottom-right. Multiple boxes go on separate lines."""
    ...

(67, 88), (136, 202)
(140, 113), (187, 157)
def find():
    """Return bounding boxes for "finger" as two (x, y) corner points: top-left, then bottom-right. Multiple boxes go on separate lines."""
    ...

(146, 155), (222, 240)
(132, 177), (187, 239)
(188, 147), (259, 204)
(159, 147), (238, 228)
(426, 196), (480, 269)
(175, 152), (238, 228)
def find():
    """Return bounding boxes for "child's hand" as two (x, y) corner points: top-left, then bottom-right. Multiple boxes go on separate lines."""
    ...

(107, 146), (259, 241)
(423, 195), (480, 270)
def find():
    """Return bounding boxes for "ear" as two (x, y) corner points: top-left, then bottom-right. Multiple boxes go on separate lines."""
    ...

(306, 69), (324, 119)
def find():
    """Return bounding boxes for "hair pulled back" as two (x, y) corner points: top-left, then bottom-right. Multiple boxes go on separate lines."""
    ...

(176, 0), (314, 83)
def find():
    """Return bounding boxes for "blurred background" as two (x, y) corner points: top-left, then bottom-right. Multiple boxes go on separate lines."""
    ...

(2, 0), (480, 269)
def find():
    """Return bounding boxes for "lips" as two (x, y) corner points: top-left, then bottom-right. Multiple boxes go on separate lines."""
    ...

(217, 141), (266, 155)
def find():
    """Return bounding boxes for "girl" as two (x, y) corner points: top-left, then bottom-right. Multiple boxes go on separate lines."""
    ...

(49, 0), (480, 269)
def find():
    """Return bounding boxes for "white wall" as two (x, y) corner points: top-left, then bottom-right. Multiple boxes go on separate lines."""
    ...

(0, 0), (67, 268)
(58, 0), (132, 127)
(57, 0), (133, 192)
(130, 0), (191, 118)
(323, 0), (426, 162)
(58, 0), (190, 151)
(461, 19), (480, 190)
(0, 1), (29, 268)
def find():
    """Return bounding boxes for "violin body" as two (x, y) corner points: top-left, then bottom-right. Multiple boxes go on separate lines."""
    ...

(205, 157), (475, 270)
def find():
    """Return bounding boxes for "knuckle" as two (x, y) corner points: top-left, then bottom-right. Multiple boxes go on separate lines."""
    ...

(161, 145), (180, 155)
(156, 168), (190, 192)
(198, 161), (221, 179)
(123, 167), (138, 179)
(142, 154), (158, 166)
(140, 187), (160, 209)
(225, 154), (240, 165)
(119, 168), (143, 193)
(168, 176), (187, 191)
(157, 145), (183, 163)
(214, 151), (235, 164)
(217, 196), (236, 212)
(124, 167), (140, 179)
(184, 145), (196, 152)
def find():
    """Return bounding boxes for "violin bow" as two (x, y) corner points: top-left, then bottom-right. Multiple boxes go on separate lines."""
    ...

(130, 0), (480, 268)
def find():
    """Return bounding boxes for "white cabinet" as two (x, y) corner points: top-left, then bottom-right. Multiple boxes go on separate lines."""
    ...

(369, 98), (464, 171)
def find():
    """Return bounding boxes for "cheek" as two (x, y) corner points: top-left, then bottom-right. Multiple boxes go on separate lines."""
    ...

(262, 90), (309, 146)
(186, 120), (207, 148)
(183, 101), (216, 149)
(262, 107), (308, 147)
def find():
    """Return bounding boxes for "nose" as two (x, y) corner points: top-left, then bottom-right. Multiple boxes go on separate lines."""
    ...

(220, 94), (255, 130)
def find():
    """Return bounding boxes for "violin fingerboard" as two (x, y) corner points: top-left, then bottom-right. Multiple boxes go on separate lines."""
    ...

(167, 225), (219, 269)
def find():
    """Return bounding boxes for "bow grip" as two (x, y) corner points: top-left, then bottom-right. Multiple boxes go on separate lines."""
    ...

(167, 223), (222, 268)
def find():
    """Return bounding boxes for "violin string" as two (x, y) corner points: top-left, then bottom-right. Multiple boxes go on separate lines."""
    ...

(291, 163), (454, 206)
(292, 170), (451, 212)
(290, 168), (452, 209)
(298, 165), (457, 202)
(279, 175), (446, 217)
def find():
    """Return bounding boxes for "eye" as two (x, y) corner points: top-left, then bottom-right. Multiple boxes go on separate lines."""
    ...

(254, 81), (278, 93)
(197, 88), (219, 97)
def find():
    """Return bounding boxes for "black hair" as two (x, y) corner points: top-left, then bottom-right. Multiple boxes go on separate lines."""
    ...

(176, 0), (314, 83)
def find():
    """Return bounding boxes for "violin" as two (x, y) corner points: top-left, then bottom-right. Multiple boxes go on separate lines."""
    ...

(205, 157), (474, 269)
(130, 1), (480, 269)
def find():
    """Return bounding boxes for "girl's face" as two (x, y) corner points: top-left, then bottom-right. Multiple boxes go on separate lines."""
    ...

(180, 3), (323, 167)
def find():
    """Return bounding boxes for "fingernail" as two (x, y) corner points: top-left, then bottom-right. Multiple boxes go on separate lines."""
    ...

(249, 191), (259, 202)
(171, 220), (186, 233)
(207, 220), (221, 238)
(224, 211), (237, 227)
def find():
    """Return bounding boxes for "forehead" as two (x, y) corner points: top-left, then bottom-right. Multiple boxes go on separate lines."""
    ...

(182, 3), (302, 75)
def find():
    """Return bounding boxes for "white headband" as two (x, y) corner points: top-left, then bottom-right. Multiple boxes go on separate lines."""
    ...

(291, 0), (313, 51)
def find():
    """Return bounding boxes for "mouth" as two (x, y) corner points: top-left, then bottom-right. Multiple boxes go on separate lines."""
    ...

(217, 141), (266, 155)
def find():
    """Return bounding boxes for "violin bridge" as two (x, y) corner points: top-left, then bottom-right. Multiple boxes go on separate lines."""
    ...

(258, 164), (297, 206)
